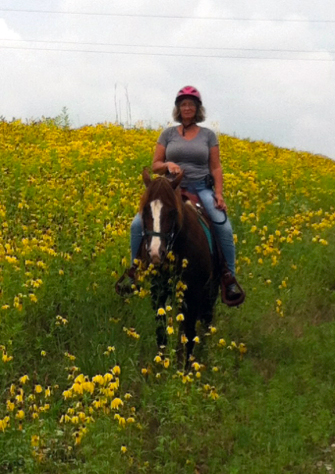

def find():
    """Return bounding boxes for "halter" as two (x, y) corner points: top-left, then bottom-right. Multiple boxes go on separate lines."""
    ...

(142, 220), (178, 253)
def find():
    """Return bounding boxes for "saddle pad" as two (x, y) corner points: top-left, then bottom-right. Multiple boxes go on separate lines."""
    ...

(198, 218), (214, 255)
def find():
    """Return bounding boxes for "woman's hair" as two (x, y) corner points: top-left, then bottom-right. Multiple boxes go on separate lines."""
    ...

(172, 103), (206, 123)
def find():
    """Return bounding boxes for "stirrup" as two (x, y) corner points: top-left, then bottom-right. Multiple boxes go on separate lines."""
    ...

(220, 271), (246, 307)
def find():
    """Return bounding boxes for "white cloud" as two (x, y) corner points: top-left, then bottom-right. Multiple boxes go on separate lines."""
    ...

(0, 18), (21, 39)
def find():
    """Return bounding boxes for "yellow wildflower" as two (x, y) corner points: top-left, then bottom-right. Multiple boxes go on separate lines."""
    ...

(182, 258), (188, 268)
(209, 390), (219, 400)
(192, 362), (202, 374)
(92, 375), (105, 385)
(112, 365), (121, 376)
(34, 385), (43, 394)
(16, 410), (25, 420)
(218, 338), (226, 347)
(111, 398), (123, 410)
(62, 390), (72, 400)
(181, 334), (188, 345)
(19, 375), (29, 385)
(176, 313), (184, 322)
(29, 293), (38, 303)
(31, 435), (40, 447)
(104, 373), (113, 383)
(167, 251), (175, 262)
(118, 416), (126, 427)
(239, 343), (247, 355)
(2, 352), (13, 363)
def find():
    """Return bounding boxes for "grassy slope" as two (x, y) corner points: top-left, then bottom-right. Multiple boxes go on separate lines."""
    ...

(0, 120), (334, 473)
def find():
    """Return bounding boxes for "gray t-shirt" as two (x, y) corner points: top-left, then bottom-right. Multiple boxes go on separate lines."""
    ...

(157, 126), (218, 186)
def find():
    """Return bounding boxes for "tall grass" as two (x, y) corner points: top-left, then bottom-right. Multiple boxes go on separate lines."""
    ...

(0, 119), (335, 473)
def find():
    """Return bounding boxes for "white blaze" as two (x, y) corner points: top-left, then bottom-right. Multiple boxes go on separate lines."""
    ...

(150, 199), (163, 260)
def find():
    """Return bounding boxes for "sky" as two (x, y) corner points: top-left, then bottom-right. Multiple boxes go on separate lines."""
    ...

(1, 0), (334, 159)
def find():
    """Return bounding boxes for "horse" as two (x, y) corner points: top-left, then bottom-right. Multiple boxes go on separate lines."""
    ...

(137, 168), (220, 361)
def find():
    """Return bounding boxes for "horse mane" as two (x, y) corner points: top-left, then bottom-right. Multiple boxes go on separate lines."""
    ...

(139, 177), (183, 228)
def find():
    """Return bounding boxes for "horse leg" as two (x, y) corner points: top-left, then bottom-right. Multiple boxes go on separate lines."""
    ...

(200, 280), (219, 328)
(181, 302), (197, 368)
(197, 285), (219, 361)
(185, 321), (196, 367)
(150, 275), (170, 349)
(155, 314), (167, 348)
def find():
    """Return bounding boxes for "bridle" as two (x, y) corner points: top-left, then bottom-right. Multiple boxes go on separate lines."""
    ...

(142, 219), (179, 254)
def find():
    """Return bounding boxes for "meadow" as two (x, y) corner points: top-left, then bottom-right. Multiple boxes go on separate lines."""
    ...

(0, 117), (335, 473)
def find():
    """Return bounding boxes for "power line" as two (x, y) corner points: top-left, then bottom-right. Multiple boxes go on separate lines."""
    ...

(1, 45), (334, 61)
(0, 8), (334, 23)
(0, 38), (333, 55)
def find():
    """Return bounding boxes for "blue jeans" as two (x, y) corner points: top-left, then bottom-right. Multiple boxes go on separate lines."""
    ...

(130, 180), (236, 275)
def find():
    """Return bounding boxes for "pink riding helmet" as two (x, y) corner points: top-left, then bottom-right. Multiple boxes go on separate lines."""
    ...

(175, 86), (202, 105)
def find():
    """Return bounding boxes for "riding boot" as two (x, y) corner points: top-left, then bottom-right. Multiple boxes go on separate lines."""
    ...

(115, 265), (138, 296)
(220, 270), (245, 307)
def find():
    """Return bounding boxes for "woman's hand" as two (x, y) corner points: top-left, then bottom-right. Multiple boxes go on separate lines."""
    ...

(166, 162), (182, 175)
(214, 193), (228, 212)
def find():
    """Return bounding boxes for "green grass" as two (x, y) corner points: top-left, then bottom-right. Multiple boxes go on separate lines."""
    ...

(0, 120), (335, 473)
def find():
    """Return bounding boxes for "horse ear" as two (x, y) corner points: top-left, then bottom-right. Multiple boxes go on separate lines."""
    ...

(170, 171), (184, 190)
(142, 168), (151, 187)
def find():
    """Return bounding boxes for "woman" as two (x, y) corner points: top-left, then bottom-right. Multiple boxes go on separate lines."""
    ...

(118, 86), (245, 306)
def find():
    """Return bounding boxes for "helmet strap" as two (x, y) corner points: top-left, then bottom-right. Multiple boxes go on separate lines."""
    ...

(182, 121), (196, 136)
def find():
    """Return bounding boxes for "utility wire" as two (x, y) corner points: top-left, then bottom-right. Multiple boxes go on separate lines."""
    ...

(1, 45), (333, 61)
(0, 38), (333, 54)
(0, 8), (334, 23)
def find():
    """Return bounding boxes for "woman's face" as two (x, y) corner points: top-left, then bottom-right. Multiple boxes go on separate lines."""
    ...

(179, 99), (197, 121)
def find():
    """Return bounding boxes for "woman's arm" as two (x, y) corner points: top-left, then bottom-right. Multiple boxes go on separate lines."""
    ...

(152, 143), (181, 175)
(209, 145), (227, 211)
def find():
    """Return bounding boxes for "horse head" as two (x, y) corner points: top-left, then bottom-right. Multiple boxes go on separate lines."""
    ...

(140, 168), (184, 265)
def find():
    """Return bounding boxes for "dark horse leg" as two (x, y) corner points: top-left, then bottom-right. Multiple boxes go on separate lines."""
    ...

(177, 298), (199, 368)
(188, 280), (219, 365)
(200, 280), (219, 328)
(184, 315), (197, 365)
(150, 273), (171, 349)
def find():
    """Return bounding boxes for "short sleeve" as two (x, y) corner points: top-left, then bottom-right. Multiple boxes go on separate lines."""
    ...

(208, 129), (218, 148)
(157, 128), (171, 148)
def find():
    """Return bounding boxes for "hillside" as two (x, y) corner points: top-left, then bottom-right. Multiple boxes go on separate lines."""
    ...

(0, 120), (335, 473)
